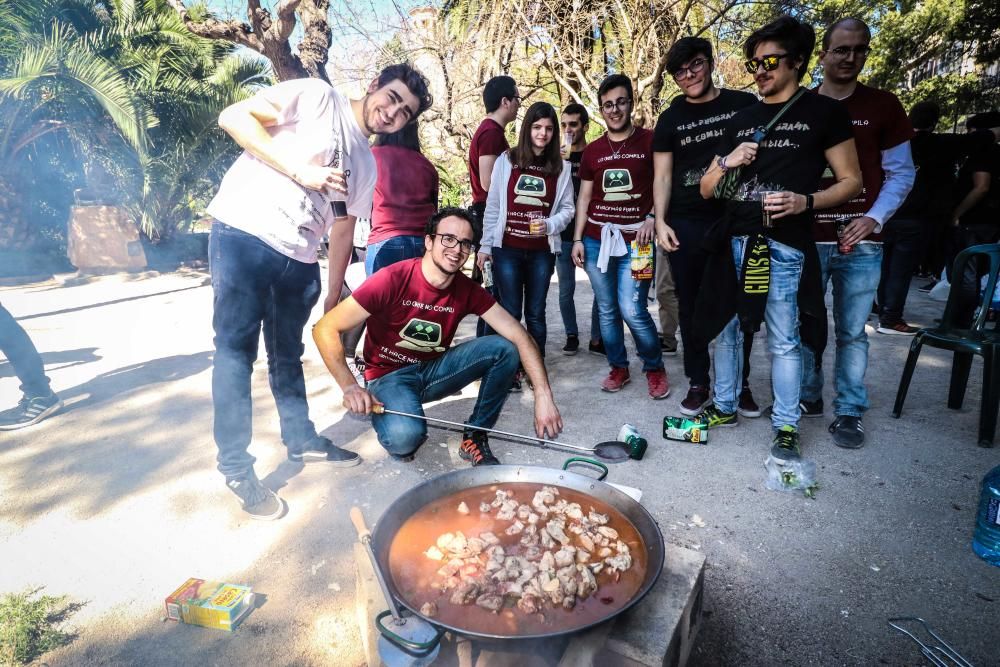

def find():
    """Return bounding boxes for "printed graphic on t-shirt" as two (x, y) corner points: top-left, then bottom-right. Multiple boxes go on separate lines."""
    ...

(397, 318), (445, 352)
(513, 174), (547, 205)
(603, 169), (637, 200)
(733, 175), (784, 203)
(681, 167), (707, 187)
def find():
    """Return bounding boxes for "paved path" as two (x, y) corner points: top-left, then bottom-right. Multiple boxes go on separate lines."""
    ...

(1, 266), (997, 666)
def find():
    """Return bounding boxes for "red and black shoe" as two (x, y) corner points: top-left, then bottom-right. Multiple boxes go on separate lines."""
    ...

(459, 429), (501, 466)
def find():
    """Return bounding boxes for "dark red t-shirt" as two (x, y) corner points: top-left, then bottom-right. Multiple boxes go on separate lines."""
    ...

(368, 146), (439, 245)
(503, 163), (558, 251)
(580, 128), (655, 242)
(469, 119), (510, 204)
(813, 84), (914, 242)
(352, 258), (496, 381)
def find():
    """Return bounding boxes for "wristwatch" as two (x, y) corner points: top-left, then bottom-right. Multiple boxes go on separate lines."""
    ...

(805, 194), (814, 212)
(717, 156), (729, 173)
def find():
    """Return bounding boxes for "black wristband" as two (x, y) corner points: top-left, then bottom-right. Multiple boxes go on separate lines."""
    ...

(805, 194), (814, 211)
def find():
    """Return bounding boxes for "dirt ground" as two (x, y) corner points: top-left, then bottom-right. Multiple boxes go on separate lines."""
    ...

(1, 264), (998, 666)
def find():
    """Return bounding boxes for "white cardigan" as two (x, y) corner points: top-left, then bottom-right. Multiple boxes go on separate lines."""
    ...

(479, 153), (575, 255)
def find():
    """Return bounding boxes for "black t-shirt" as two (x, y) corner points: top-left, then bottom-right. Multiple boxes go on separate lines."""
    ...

(653, 88), (757, 222)
(716, 91), (854, 250)
(956, 141), (1000, 227)
(561, 150), (584, 242)
(894, 130), (994, 220)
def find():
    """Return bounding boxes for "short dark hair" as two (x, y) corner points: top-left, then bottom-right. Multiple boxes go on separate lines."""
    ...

(427, 207), (475, 237)
(744, 15), (816, 82)
(483, 76), (517, 113)
(375, 63), (433, 118)
(667, 37), (713, 75)
(909, 101), (940, 131)
(598, 74), (633, 103)
(373, 121), (422, 151)
(821, 17), (871, 50)
(563, 102), (589, 126)
(510, 102), (563, 176)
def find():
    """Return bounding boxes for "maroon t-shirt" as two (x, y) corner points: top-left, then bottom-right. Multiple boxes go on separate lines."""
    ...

(368, 146), (439, 245)
(352, 258), (496, 381)
(580, 128), (655, 242)
(503, 162), (558, 251)
(813, 84), (914, 242)
(469, 119), (510, 204)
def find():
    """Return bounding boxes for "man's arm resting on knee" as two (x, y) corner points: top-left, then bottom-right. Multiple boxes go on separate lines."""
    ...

(480, 305), (563, 439)
(313, 297), (375, 414)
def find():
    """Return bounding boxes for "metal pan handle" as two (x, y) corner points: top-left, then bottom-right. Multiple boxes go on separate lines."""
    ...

(562, 457), (609, 481)
(375, 610), (444, 657)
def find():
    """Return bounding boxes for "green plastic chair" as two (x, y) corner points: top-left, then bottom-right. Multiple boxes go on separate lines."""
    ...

(892, 243), (1000, 447)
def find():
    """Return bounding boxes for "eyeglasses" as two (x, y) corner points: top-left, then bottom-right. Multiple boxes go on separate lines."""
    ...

(744, 53), (792, 74)
(672, 57), (709, 81)
(432, 233), (476, 254)
(827, 45), (871, 59)
(600, 97), (632, 112)
(507, 95), (522, 105)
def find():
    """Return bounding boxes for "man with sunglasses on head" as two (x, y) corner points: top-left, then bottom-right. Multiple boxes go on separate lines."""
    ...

(697, 16), (862, 462)
(799, 17), (915, 450)
(313, 208), (564, 467)
(206, 63), (433, 520)
(653, 37), (757, 418)
(571, 74), (670, 399)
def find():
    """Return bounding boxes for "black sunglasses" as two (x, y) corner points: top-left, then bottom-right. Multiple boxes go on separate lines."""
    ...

(744, 53), (792, 74)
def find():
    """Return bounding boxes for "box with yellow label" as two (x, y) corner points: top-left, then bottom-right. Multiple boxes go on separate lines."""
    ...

(165, 578), (254, 631)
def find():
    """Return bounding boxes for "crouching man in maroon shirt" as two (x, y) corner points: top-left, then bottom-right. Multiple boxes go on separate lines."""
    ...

(313, 208), (563, 465)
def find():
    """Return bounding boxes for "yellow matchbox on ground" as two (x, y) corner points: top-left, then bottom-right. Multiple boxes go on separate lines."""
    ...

(165, 578), (254, 631)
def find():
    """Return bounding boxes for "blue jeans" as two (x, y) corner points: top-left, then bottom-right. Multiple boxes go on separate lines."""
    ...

(801, 243), (883, 417)
(366, 234), (425, 276)
(582, 236), (663, 371)
(714, 237), (804, 429)
(210, 223), (322, 480)
(0, 303), (51, 399)
(491, 246), (555, 353)
(367, 336), (520, 456)
(557, 241), (600, 340)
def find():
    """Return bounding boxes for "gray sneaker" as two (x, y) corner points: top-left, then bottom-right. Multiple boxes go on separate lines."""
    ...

(829, 415), (865, 449)
(288, 435), (360, 467)
(227, 473), (286, 520)
(0, 393), (63, 431)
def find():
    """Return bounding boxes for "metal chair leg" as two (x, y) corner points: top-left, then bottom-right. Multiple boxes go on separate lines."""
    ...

(978, 348), (1000, 447)
(948, 351), (974, 410)
(893, 336), (924, 418)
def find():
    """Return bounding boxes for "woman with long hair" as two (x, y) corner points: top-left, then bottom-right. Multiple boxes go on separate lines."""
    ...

(477, 102), (575, 384)
(365, 121), (439, 275)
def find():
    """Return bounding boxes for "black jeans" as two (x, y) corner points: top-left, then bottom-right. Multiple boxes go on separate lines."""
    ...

(666, 218), (711, 386)
(949, 225), (1000, 327)
(210, 223), (322, 480)
(0, 304), (51, 399)
(878, 218), (924, 325)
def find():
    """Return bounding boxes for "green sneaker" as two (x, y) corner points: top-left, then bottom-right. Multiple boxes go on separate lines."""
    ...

(770, 425), (801, 463)
(694, 404), (738, 428)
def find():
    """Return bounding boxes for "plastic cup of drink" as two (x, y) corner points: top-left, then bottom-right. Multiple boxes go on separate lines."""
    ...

(761, 191), (780, 228)
(527, 211), (546, 236)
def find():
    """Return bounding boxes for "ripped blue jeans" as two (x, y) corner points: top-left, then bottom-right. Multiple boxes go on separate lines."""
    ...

(582, 236), (663, 371)
(210, 222), (322, 480)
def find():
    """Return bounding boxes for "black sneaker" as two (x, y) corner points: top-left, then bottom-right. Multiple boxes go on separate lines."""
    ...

(738, 386), (762, 418)
(659, 336), (678, 356)
(227, 472), (286, 520)
(829, 415), (865, 449)
(288, 435), (361, 467)
(679, 385), (711, 416)
(562, 335), (580, 356)
(694, 404), (738, 428)
(459, 429), (500, 466)
(509, 371), (523, 393)
(799, 398), (824, 418)
(588, 340), (606, 356)
(770, 425), (801, 463)
(917, 280), (937, 293)
(0, 393), (63, 431)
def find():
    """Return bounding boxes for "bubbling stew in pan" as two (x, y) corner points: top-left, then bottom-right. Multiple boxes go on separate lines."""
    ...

(387, 482), (647, 636)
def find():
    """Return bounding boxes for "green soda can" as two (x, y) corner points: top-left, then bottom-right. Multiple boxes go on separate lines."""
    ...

(617, 423), (648, 460)
(662, 416), (709, 444)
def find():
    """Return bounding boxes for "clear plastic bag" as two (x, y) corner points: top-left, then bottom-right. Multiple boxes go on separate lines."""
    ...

(764, 456), (819, 498)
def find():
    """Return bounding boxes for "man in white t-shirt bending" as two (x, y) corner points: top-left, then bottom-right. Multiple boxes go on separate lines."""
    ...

(207, 64), (432, 520)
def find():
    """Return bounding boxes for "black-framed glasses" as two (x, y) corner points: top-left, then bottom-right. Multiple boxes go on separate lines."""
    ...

(828, 44), (871, 59)
(672, 57), (709, 81)
(507, 95), (522, 104)
(432, 233), (476, 254)
(744, 53), (791, 74)
(600, 97), (632, 112)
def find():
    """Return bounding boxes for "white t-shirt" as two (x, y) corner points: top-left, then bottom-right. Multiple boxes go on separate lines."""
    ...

(207, 78), (376, 263)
